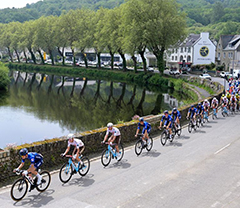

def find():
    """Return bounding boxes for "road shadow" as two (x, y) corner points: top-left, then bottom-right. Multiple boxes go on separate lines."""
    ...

(107, 159), (131, 169)
(140, 149), (161, 157)
(201, 124), (212, 128)
(193, 129), (206, 134)
(177, 135), (190, 140)
(13, 189), (55, 207)
(210, 120), (217, 123)
(64, 174), (95, 187)
(167, 141), (183, 147)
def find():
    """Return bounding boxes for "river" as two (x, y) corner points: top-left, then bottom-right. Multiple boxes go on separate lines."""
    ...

(0, 71), (183, 149)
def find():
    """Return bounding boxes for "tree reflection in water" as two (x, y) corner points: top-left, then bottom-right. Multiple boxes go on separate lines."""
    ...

(5, 71), (182, 134)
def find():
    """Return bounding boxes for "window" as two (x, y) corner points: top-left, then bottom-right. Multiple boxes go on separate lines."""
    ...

(172, 56), (174, 61)
(181, 47), (183, 53)
(187, 56), (191, 62)
(223, 53), (226, 58)
(175, 56), (177, 61)
(188, 47), (191, 53)
(228, 53), (231, 58)
(172, 49), (174, 53)
(175, 49), (178, 53)
(180, 55), (183, 62)
(185, 47), (187, 52)
(218, 53), (220, 59)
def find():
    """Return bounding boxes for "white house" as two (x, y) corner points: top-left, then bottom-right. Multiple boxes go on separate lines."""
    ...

(166, 32), (216, 69)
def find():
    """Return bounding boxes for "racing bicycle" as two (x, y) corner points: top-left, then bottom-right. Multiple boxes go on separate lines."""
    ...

(160, 127), (175, 146)
(101, 142), (124, 166)
(59, 154), (90, 183)
(135, 134), (153, 155)
(10, 169), (51, 201)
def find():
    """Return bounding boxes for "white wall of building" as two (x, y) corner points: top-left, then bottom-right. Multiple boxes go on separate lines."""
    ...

(192, 32), (216, 65)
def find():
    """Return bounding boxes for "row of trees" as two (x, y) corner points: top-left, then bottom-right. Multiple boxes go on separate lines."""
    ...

(0, 0), (186, 74)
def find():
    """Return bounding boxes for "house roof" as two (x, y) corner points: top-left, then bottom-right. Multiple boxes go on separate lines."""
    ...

(220, 35), (235, 49)
(223, 35), (240, 51)
(180, 34), (200, 47)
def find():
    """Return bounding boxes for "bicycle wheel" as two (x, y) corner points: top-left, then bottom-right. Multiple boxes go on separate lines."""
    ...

(101, 149), (111, 166)
(10, 178), (28, 201)
(36, 171), (51, 192)
(169, 129), (174, 142)
(78, 157), (90, 176)
(135, 139), (143, 156)
(59, 162), (73, 183)
(117, 143), (124, 161)
(196, 118), (200, 128)
(177, 125), (182, 136)
(146, 137), (153, 151)
(160, 132), (167, 146)
(188, 122), (192, 133)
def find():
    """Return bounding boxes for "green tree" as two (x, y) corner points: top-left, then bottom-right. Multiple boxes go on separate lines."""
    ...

(211, 1), (225, 24)
(143, 0), (187, 74)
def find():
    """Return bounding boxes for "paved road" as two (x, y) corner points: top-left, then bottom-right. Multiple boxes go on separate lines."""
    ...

(1, 111), (240, 207)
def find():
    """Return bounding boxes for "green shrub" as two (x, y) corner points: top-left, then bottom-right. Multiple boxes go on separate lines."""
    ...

(0, 62), (10, 91)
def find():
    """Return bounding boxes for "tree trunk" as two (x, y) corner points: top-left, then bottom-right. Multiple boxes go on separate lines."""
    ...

(110, 50), (114, 70)
(131, 55), (137, 73)
(57, 47), (65, 65)
(23, 51), (28, 63)
(37, 49), (45, 65)
(28, 48), (36, 64)
(14, 49), (20, 63)
(71, 48), (75, 67)
(7, 47), (13, 62)
(97, 52), (101, 69)
(153, 47), (165, 75)
(48, 48), (54, 65)
(81, 51), (88, 68)
(118, 49), (127, 72)
(139, 50), (147, 73)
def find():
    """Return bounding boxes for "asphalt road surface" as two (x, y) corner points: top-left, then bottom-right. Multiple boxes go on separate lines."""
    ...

(1, 110), (240, 208)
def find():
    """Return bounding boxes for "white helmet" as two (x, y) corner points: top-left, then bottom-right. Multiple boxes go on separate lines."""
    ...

(204, 99), (208, 102)
(107, 123), (113, 128)
(67, 133), (74, 140)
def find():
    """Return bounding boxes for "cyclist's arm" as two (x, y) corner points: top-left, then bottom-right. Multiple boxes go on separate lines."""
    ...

(79, 146), (85, 155)
(15, 162), (25, 171)
(135, 128), (140, 137)
(63, 146), (70, 156)
(159, 121), (163, 128)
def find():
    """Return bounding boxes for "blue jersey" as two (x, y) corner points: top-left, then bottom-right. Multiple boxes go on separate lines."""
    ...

(22, 152), (43, 164)
(196, 105), (204, 114)
(189, 107), (197, 117)
(138, 121), (151, 134)
(171, 110), (181, 121)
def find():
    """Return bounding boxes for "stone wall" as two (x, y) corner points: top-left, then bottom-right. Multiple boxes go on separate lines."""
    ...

(0, 80), (224, 187)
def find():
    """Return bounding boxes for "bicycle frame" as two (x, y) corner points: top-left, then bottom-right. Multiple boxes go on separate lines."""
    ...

(204, 110), (208, 119)
(64, 155), (85, 173)
(105, 143), (118, 158)
(213, 108), (217, 115)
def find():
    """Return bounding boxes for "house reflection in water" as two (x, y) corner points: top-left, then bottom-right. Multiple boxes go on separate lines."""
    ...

(163, 94), (184, 108)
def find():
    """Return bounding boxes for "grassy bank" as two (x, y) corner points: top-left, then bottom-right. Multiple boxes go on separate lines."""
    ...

(0, 62), (10, 91)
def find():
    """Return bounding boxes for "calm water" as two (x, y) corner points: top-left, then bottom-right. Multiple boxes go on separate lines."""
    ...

(0, 71), (182, 148)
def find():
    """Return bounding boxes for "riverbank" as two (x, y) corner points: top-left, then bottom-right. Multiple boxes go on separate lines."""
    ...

(0, 62), (10, 91)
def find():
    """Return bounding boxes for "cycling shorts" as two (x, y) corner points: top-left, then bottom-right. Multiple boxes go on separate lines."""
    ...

(32, 160), (43, 170)
(164, 121), (172, 128)
(142, 127), (151, 134)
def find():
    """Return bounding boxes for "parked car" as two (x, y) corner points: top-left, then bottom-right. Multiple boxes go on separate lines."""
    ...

(147, 66), (155, 72)
(220, 71), (232, 78)
(169, 69), (180, 75)
(199, 73), (212, 80)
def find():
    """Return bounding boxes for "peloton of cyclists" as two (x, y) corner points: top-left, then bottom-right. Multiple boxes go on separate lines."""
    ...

(196, 102), (204, 120)
(14, 148), (43, 185)
(135, 117), (151, 147)
(159, 110), (173, 139)
(102, 122), (121, 159)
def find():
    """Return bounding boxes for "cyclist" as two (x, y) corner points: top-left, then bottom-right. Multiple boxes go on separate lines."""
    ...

(196, 102), (204, 120)
(230, 94), (236, 112)
(135, 117), (151, 147)
(236, 93), (240, 111)
(61, 133), (85, 170)
(187, 105), (197, 124)
(220, 94), (225, 104)
(211, 97), (219, 113)
(159, 110), (173, 138)
(171, 108), (181, 130)
(13, 148), (43, 185)
(203, 99), (210, 116)
(102, 123), (121, 159)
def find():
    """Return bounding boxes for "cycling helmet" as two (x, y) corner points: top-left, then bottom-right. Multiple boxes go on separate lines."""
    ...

(198, 102), (201, 106)
(107, 122), (113, 128)
(191, 105), (194, 108)
(67, 133), (74, 140)
(139, 118), (144, 122)
(19, 148), (28, 156)
(173, 108), (177, 112)
(204, 99), (208, 102)
(164, 110), (169, 114)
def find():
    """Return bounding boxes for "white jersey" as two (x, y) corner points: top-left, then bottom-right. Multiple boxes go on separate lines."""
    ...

(211, 99), (218, 105)
(203, 101), (210, 107)
(106, 127), (121, 137)
(68, 139), (84, 149)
